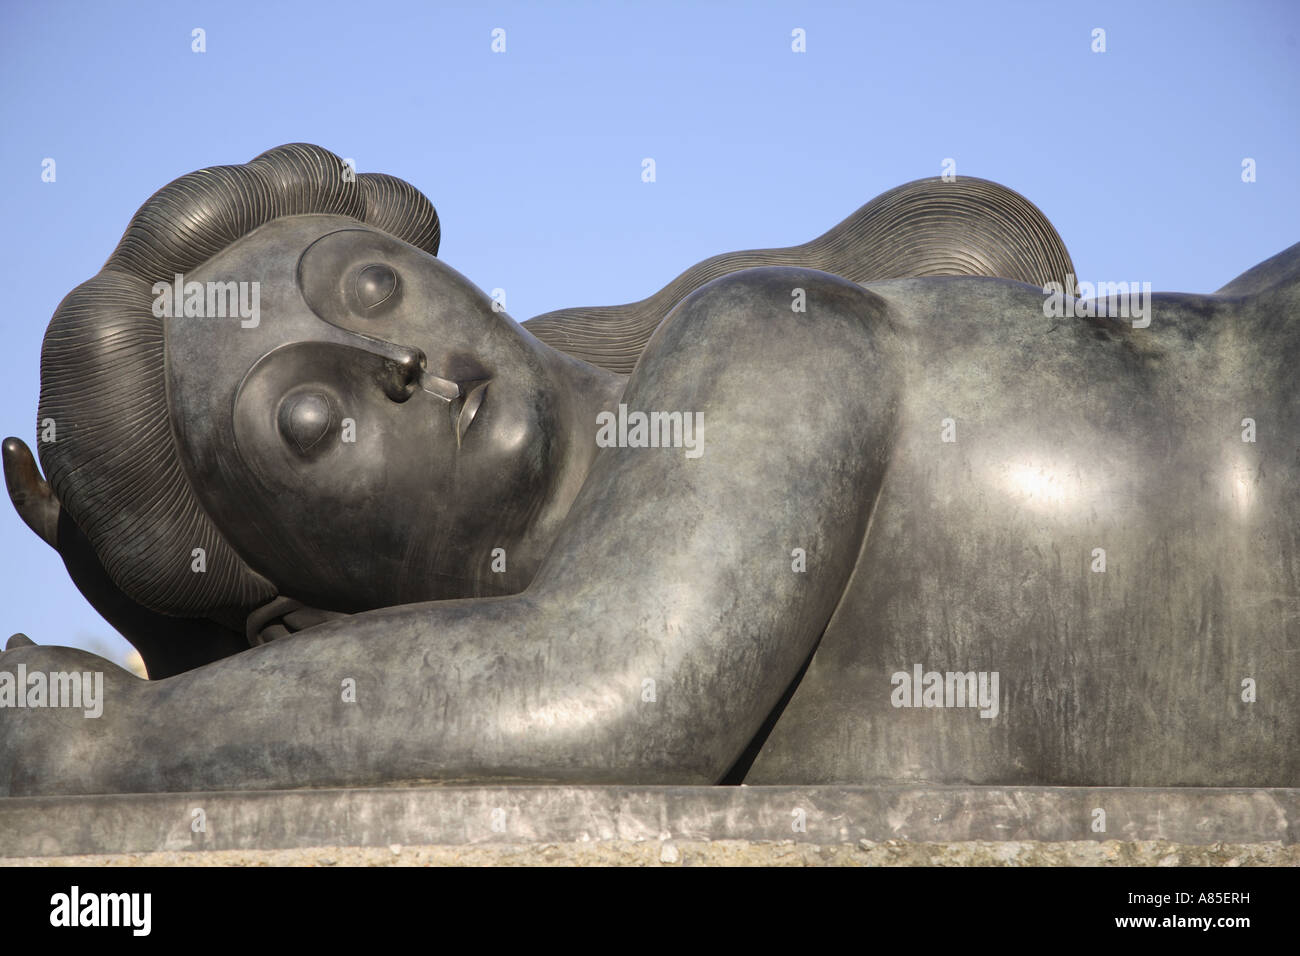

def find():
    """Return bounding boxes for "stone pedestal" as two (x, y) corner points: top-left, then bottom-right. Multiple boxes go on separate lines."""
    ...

(3, 786), (1297, 865)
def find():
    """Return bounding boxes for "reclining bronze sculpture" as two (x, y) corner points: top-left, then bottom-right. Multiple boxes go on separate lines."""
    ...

(2, 144), (1295, 795)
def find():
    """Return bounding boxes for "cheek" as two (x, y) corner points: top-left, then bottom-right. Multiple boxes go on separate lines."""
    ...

(226, 344), (451, 607)
(454, 382), (556, 517)
(234, 343), (442, 496)
(477, 392), (542, 464)
(216, 344), (559, 607)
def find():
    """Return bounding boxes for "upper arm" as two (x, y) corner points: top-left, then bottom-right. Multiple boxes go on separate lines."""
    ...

(523, 266), (903, 777)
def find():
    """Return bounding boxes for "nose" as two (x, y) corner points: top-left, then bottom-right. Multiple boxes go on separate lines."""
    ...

(380, 345), (425, 403)
(345, 333), (462, 404)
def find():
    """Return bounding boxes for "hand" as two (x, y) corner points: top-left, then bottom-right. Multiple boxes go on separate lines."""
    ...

(0, 634), (144, 796)
(4, 436), (253, 676)
(2, 437), (58, 547)
(245, 596), (351, 646)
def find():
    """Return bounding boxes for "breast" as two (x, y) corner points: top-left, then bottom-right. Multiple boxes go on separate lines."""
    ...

(745, 278), (1300, 786)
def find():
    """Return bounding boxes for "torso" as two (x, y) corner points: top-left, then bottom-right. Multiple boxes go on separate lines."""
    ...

(747, 275), (1300, 786)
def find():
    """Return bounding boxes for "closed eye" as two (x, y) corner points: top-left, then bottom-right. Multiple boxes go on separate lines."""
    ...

(355, 263), (398, 310)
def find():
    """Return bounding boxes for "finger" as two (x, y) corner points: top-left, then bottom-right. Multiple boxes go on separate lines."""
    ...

(282, 607), (349, 631)
(6, 633), (36, 650)
(252, 623), (291, 646)
(3, 437), (60, 548)
(244, 596), (303, 646)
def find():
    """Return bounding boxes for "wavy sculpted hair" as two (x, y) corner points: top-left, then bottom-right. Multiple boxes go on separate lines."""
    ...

(39, 143), (1074, 627)
(39, 144), (442, 623)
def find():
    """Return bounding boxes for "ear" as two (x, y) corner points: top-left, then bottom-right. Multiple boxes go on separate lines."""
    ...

(3, 436), (59, 548)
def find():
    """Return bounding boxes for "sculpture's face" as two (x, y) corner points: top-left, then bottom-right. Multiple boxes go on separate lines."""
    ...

(163, 215), (563, 611)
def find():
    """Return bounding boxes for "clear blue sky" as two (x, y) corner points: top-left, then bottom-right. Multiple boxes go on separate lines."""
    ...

(1, 0), (1296, 666)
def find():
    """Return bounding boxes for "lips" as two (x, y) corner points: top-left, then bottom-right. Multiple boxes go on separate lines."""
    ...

(452, 381), (488, 447)
(419, 371), (489, 448)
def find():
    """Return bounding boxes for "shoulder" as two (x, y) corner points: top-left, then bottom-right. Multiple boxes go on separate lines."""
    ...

(667, 265), (890, 336)
(639, 266), (899, 385)
(609, 266), (905, 478)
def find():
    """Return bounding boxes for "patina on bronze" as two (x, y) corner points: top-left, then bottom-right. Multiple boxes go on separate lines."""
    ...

(2, 144), (1295, 794)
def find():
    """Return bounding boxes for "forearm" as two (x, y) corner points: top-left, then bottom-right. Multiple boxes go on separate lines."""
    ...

(81, 590), (725, 793)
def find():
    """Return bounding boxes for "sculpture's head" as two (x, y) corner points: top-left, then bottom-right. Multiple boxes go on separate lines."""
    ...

(38, 144), (577, 626)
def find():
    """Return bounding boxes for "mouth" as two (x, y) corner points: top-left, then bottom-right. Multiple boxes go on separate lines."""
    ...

(451, 380), (489, 447)
(418, 371), (490, 448)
